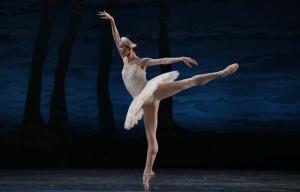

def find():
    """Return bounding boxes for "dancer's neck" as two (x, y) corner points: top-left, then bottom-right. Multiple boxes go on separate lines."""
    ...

(126, 51), (139, 64)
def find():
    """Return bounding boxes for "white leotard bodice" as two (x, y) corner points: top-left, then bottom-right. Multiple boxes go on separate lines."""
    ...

(121, 57), (180, 129)
(121, 57), (148, 98)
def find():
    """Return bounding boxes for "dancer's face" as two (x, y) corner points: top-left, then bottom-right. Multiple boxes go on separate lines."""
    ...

(119, 42), (131, 57)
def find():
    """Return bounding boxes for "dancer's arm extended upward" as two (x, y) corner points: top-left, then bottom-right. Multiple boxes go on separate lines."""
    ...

(141, 57), (198, 68)
(98, 11), (121, 49)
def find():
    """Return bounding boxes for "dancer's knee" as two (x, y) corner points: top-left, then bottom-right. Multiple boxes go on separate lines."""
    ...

(183, 78), (196, 89)
(150, 145), (158, 155)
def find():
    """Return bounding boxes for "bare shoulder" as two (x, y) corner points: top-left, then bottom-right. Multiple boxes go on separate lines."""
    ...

(139, 57), (162, 66)
(139, 57), (152, 65)
(136, 57), (152, 70)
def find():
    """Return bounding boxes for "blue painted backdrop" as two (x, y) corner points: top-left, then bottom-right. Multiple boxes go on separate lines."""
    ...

(0, 0), (299, 136)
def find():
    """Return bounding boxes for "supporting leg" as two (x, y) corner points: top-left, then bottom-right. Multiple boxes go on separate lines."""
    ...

(142, 104), (159, 191)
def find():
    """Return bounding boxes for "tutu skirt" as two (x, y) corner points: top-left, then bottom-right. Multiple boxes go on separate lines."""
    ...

(124, 70), (179, 130)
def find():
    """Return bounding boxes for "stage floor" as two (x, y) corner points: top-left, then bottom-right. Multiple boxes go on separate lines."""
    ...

(0, 169), (299, 191)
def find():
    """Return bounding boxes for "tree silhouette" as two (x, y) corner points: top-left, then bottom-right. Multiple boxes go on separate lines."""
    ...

(158, 0), (184, 137)
(48, 1), (86, 137)
(18, 0), (58, 139)
(97, 6), (118, 143)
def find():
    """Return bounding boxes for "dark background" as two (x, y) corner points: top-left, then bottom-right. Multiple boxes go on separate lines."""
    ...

(0, 0), (299, 169)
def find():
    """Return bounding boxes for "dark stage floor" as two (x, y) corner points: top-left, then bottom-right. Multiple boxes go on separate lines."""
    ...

(0, 169), (299, 191)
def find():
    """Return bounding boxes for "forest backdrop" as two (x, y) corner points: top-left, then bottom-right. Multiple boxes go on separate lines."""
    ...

(0, 0), (299, 168)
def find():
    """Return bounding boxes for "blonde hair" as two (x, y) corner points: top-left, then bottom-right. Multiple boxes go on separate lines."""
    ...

(121, 36), (137, 49)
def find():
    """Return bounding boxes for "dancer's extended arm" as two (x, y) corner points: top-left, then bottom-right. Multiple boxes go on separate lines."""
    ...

(98, 11), (121, 49)
(140, 57), (198, 68)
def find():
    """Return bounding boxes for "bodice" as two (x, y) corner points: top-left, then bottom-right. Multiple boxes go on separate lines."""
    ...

(121, 58), (148, 98)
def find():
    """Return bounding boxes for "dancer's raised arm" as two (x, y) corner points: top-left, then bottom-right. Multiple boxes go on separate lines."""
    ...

(98, 10), (121, 49)
(140, 57), (198, 68)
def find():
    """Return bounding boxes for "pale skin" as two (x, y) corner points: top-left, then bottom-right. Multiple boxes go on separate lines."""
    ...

(98, 10), (239, 191)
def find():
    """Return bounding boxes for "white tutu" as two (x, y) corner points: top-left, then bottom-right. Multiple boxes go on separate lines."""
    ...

(124, 70), (179, 130)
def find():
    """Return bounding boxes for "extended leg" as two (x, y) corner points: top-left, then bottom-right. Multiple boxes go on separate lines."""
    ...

(142, 104), (159, 191)
(154, 63), (239, 100)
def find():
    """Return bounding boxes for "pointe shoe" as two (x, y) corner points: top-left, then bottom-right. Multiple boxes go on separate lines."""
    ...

(143, 171), (155, 191)
(216, 63), (239, 78)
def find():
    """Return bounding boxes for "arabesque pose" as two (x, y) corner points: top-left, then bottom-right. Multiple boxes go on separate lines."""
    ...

(98, 10), (239, 191)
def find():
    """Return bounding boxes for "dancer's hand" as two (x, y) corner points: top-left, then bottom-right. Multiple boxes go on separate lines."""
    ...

(98, 10), (114, 21)
(181, 57), (198, 68)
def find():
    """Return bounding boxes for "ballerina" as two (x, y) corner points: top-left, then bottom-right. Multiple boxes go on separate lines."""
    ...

(98, 10), (239, 191)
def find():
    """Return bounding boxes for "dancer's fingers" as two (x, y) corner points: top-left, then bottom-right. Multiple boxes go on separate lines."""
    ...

(183, 59), (191, 67)
(191, 59), (198, 65)
(99, 11), (107, 15)
(184, 61), (192, 68)
(188, 58), (194, 63)
(186, 58), (198, 65)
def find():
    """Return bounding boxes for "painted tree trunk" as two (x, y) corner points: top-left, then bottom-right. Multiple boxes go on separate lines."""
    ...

(18, 0), (58, 138)
(48, 1), (86, 137)
(158, 0), (182, 133)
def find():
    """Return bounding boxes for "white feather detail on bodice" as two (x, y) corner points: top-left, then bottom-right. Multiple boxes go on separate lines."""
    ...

(121, 58), (148, 98)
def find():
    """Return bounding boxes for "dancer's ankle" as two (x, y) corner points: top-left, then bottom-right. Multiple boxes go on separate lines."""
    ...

(143, 171), (155, 176)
